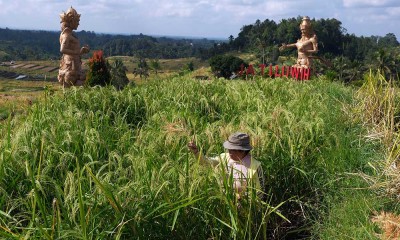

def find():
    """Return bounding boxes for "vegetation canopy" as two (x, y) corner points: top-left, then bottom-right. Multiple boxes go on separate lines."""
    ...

(0, 74), (389, 239)
(86, 50), (111, 87)
(1, 14), (400, 239)
(209, 55), (248, 79)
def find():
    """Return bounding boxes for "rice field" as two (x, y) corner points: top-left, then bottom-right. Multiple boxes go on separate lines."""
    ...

(0, 75), (390, 239)
(0, 79), (60, 121)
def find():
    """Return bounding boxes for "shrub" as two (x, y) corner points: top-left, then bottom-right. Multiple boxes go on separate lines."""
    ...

(110, 59), (130, 90)
(209, 55), (248, 79)
(132, 58), (149, 80)
(86, 50), (111, 87)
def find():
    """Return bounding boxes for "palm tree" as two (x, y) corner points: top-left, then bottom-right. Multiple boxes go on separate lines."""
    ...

(375, 48), (399, 80)
(133, 58), (150, 80)
(110, 59), (129, 90)
(255, 37), (267, 65)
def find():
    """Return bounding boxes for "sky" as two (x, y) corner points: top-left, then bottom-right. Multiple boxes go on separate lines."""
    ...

(0, 0), (400, 40)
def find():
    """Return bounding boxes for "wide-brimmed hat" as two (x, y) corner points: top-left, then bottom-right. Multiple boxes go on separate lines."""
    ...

(223, 132), (252, 151)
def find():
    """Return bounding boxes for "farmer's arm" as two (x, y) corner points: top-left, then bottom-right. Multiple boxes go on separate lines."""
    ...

(188, 141), (219, 167)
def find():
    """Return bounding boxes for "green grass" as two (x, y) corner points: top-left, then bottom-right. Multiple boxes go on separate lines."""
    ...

(315, 189), (381, 240)
(0, 75), (388, 239)
(0, 78), (60, 124)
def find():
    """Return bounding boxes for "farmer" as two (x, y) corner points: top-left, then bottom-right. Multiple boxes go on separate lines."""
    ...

(188, 132), (265, 200)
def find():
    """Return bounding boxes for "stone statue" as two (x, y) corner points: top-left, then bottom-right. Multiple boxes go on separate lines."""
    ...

(279, 16), (318, 69)
(58, 7), (90, 87)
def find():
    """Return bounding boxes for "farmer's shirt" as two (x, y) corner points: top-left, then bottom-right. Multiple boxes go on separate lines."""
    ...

(208, 153), (265, 198)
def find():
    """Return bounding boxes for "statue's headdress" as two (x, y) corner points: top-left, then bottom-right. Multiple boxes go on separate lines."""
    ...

(60, 6), (80, 23)
(300, 16), (311, 30)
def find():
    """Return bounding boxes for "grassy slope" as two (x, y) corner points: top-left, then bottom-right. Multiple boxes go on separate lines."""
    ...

(0, 76), (384, 239)
(0, 79), (60, 121)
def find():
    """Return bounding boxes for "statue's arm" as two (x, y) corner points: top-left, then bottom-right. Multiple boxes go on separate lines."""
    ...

(306, 35), (318, 54)
(307, 43), (318, 54)
(279, 43), (296, 51)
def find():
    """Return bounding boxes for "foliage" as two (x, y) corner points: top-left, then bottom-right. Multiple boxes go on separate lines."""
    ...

(374, 48), (399, 79)
(323, 56), (366, 83)
(315, 189), (381, 239)
(150, 59), (162, 75)
(178, 61), (195, 76)
(202, 17), (400, 83)
(132, 58), (150, 80)
(0, 28), (59, 61)
(0, 28), (218, 61)
(221, 17), (399, 62)
(184, 61), (194, 72)
(346, 71), (400, 239)
(0, 75), (380, 238)
(109, 59), (130, 90)
(85, 50), (111, 87)
(209, 55), (247, 79)
(2, 19), (400, 84)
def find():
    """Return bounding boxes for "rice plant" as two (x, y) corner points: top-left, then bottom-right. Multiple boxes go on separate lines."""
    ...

(0, 75), (375, 239)
(354, 71), (400, 201)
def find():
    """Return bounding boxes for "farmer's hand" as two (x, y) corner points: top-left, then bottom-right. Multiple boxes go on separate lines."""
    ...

(188, 140), (199, 154)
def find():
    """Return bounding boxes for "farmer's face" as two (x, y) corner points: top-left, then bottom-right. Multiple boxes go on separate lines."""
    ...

(228, 149), (247, 161)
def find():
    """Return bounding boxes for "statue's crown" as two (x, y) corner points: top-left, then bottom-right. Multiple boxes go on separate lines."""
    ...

(300, 16), (311, 27)
(60, 6), (81, 23)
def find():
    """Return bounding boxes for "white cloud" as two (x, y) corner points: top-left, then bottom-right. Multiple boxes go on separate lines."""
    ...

(0, 0), (399, 38)
(150, 1), (196, 17)
(387, 7), (400, 15)
(343, 0), (400, 8)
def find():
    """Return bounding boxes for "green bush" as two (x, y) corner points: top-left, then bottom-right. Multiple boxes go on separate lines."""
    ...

(110, 59), (130, 90)
(209, 55), (248, 79)
(86, 50), (111, 87)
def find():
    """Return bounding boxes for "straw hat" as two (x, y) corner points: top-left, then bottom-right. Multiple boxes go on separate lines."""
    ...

(223, 132), (252, 151)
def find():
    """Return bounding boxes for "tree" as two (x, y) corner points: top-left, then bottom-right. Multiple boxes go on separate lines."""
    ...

(228, 35), (234, 44)
(312, 18), (345, 55)
(110, 59), (130, 90)
(150, 59), (162, 75)
(378, 33), (399, 48)
(255, 37), (267, 65)
(184, 61), (194, 72)
(133, 58), (149, 80)
(232, 24), (253, 51)
(209, 55), (247, 79)
(375, 48), (398, 79)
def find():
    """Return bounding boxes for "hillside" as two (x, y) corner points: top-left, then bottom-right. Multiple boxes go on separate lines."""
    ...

(1, 75), (395, 238)
(0, 28), (220, 61)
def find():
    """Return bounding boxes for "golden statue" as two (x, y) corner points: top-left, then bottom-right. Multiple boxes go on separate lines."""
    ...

(58, 7), (90, 87)
(279, 16), (318, 69)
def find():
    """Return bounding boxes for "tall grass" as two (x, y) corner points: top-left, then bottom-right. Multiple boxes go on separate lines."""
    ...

(0, 76), (373, 238)
(313, 71), (400, 239)
(354, 71), (400, 202)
